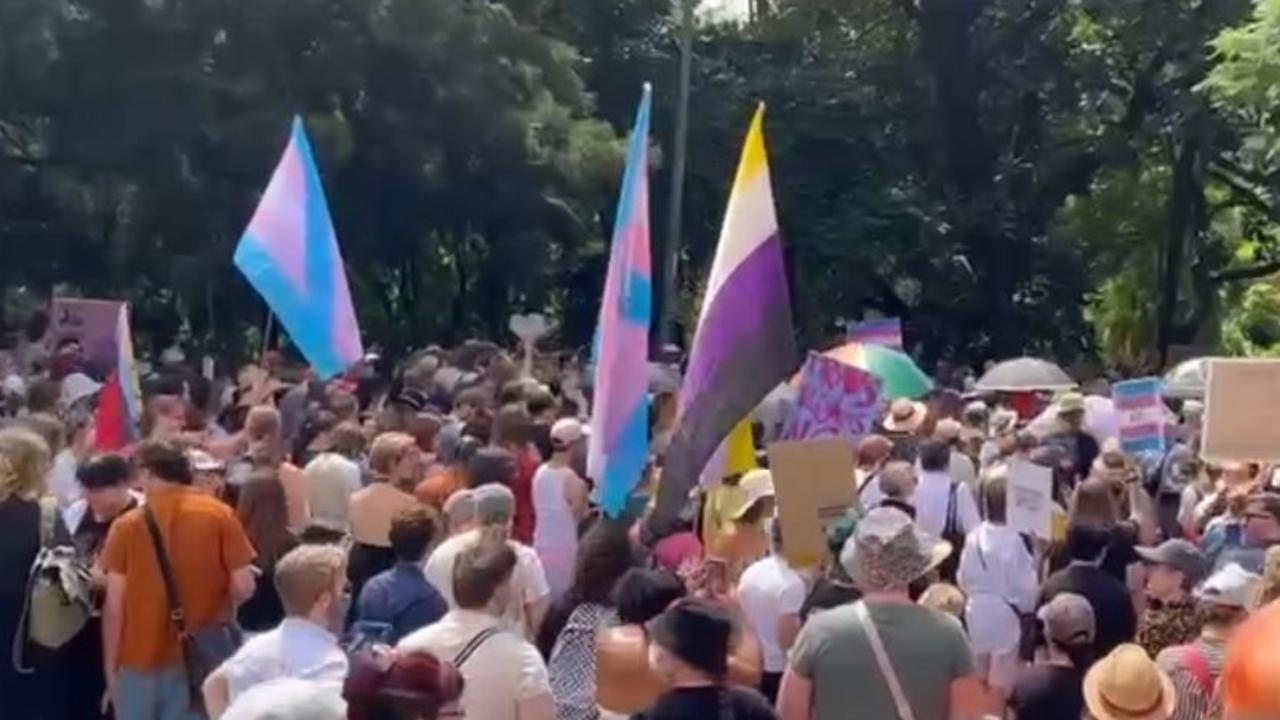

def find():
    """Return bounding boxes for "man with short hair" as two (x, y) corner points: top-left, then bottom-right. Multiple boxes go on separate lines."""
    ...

(1136, 539), (1208, 658)
(442, 489), (478, 538)
(737, 520), (805, 704)
(425, 484), (551, 640)
(777, 508), (987, 720)
(1215, 493), (1280, 574)
(201, 545), (350, 719)
(355, 506), (449, 643)
(400, 539), (555, 720)
(100, 439), (257, 720)
(858, 460), (917, 516)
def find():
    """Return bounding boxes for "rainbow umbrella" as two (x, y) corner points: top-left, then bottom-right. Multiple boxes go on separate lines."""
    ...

(818, 341), (934, 399)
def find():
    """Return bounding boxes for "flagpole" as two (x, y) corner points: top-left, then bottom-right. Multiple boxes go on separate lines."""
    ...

(659, 0), (695, 348)
(261, 311), (274, 360)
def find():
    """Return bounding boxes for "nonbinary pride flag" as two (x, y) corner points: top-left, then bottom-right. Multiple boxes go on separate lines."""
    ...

(94, 304), (142, 451)
(651, 104), (798, 535)
(589, 85), (653, 517)
(234, 116), (363, 379)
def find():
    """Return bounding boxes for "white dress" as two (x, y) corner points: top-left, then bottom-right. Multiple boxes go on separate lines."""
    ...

(957, 522), (1039, 689)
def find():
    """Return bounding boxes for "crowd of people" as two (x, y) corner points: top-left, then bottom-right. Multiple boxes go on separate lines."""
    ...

(2, 335), (1280, 720)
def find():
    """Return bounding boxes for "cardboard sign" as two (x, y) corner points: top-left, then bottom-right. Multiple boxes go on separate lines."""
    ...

(47, 297), (126, 381)
(1113, 377), (1166, 454)
(784, 353), (884, 441)
(1203, 359), (1280, 462)
(1007, 458), (1053, 540)
(768, 438), (858, 568)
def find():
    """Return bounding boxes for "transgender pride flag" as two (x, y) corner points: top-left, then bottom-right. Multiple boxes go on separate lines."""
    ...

(234, 117), (363, 379)
(589, 85), (653, 517)
(652, 104), (798, 531)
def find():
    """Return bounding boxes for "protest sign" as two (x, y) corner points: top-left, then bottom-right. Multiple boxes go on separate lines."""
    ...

(1113, 377), (1166, 454)
(48, 297), (126, 380)
(783, 353), (884, 441)
(1202, 359), (1280, 462)
(846, 317), (903, 349)
(767, 438), (858, 568)
(1007, 458), (1053, 540)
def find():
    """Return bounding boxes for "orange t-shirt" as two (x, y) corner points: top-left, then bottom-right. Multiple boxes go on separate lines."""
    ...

(414, 467), (467, 510)
(100, 484), (256, 671)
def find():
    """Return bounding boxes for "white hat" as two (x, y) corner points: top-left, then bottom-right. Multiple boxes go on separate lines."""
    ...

(1196, 563), (1261, 609)
(551, 418), (588, 449)
(61, 372), (102, 407)
(732, 469), (776, 520)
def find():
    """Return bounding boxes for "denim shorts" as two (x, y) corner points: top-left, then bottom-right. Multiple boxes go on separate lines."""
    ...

(116, 664), (203, 720)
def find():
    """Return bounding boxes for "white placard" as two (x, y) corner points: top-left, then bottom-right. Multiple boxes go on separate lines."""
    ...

(1007, 458), (1053, 540)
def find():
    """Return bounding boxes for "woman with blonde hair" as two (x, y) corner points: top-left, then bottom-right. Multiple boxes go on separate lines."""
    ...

(0, 427), (53, 716)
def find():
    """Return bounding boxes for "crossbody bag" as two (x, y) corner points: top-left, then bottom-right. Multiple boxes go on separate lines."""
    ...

(855, 602), (917, 720)
(143, 504), (243, 712)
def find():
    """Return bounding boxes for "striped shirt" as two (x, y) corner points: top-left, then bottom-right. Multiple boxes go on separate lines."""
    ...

(1155, 637), (1226, 720)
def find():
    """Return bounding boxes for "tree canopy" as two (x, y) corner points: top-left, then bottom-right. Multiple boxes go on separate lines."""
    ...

(5, 0), (1280, 369)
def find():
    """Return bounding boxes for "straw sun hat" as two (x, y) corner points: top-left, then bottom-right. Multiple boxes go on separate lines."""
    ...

(1083, 644), (1177, 720)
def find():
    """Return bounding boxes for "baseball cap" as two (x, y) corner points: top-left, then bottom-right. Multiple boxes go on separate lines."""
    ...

(1135, 539), (1209, 584)
(550, 418), (587, 450)
(1195, 563), (1261, 609)
(1038, 592), (1096, 646)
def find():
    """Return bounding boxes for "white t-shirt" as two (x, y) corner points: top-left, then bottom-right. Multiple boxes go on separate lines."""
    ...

(398, 609), (551, 720)
(219, 618), (348, 703)
(221, 678), (346, 720)
(736, 554), (806, 672)
(424, 528), (550, 639)
(913, 470), (981, 540)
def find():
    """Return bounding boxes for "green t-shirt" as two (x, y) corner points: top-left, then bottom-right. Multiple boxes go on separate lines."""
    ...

(790, 601), (975, 720)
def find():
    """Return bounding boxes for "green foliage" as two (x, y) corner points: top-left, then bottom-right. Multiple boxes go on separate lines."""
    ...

(1223, 278), (1280, 355)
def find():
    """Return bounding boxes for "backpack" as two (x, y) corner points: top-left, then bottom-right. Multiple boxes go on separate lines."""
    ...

(12, 496), (93, 673)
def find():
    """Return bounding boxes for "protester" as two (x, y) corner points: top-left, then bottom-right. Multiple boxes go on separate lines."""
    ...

(442, 488), (477, 538)
(932, 418), (979, 491)
(595, 569), (690, 717)
(202, 544), (350, 719)
(799, 511), (862, 620)
(957, 467), (1038, 694)
(303, 452), (362, 542)
(415, 435), (480, 510)
(777, 507), (987, 720)
(1214, 492), (1280, 573)
(1047, 392), (1100, 481)
(399, 538), (555, 720)
(355, 505), (448, 644)
(1135, 539), (1208, 658)
(854, 434), (894, 499)
(425, 483), (551, 640)
(493, 404), (540, 544)
(532, 418), (591, 600)
(1060, 476), (1144, 587)
(526, 388), (559, 462)
(237, 469), (302, 633)
(349, 432), (424, 618)
(637, 599), (778, 720)
(881, 398), (927, 461)
(709, 469), (776, 582)
(544, 521), (636, 718)
(1082, 644), (1177, 720)
(100, 438), (257, 720)
(861, 459), (918, 517)
(736, 518), (805, 703)
(1009, 593), (1096, 720)
(243, 406), (310, 532)
(1041, 512), (1137, 658)
(1156, 563), (1260, 720)
(915, 437), (980, 580)
(344, 648), (466, 720)
(0, 427), (53, 718)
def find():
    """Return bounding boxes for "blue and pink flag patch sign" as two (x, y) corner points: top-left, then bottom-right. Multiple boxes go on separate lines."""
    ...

(784, 352), (884, 442)
(1113, 377), (1166, 454)
(588, 85), (653, 517)
(234, 116), (363, 380)
(846, 317), (903, 350)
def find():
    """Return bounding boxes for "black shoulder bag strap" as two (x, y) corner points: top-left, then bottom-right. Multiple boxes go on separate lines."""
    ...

(142, 505), (201, 709)
(945, 481), (959, 536)
(453, 626), (502, 670)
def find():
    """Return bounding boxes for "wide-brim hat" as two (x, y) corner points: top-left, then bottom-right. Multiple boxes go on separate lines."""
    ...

(731, 469), (776, 520)
(839, 507), (951, 591)
(1084, 644), (1177, 720)
(883, 399), (928, 433)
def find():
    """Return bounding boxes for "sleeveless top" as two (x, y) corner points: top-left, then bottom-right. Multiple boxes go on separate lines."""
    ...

(533, 464), (579, 551)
